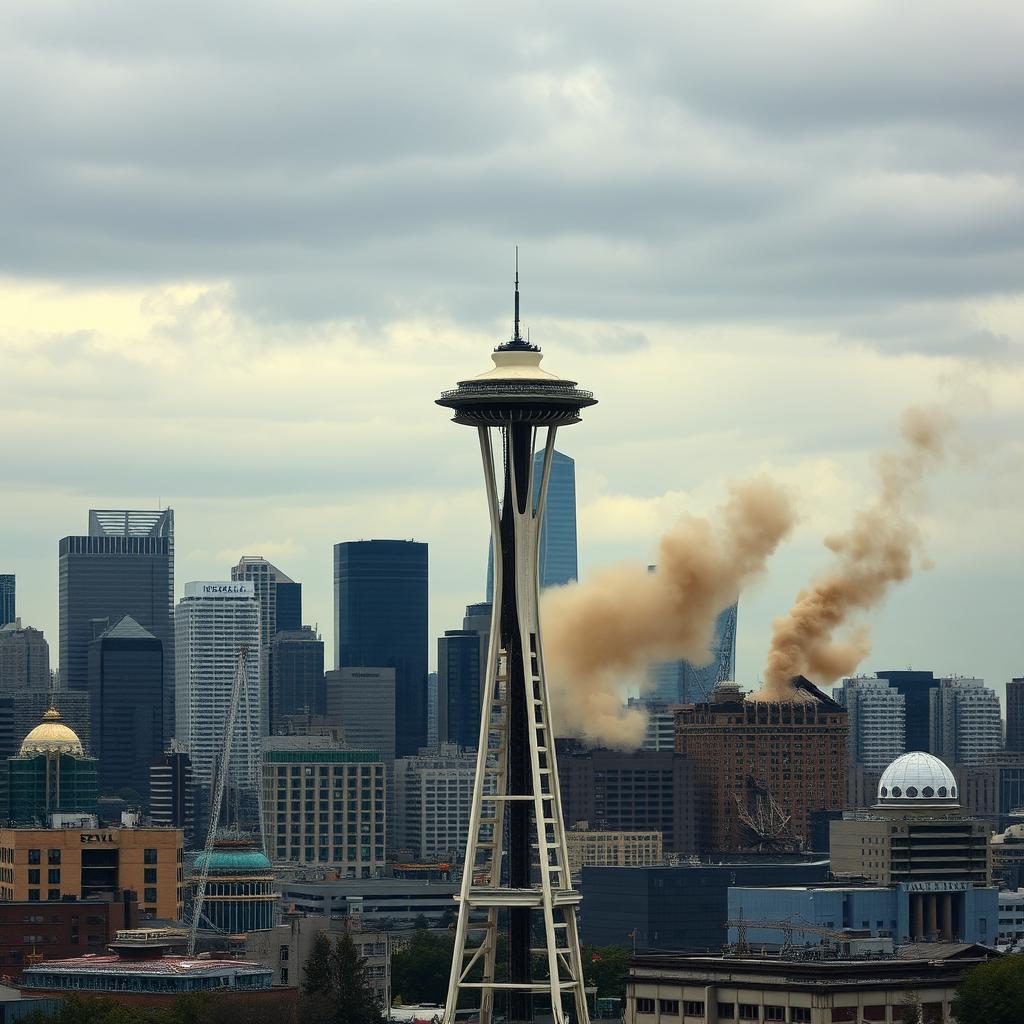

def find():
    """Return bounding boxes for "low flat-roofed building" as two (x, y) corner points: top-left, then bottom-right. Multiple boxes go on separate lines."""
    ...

(566, 824), (663, 875)
(627, 943), (997, 1024)
(278, 877), (459, 928)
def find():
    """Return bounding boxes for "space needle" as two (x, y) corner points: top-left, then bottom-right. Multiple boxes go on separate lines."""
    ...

(437, 260), (596, 1024)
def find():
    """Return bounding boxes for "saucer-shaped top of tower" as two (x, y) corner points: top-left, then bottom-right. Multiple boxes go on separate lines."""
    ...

(19, 708), (85, 757)
(877, 751), (959, 807)
(437, 327), (596, 427)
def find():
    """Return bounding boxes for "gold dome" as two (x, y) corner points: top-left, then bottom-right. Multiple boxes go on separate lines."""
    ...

(19, 708), (85, 757)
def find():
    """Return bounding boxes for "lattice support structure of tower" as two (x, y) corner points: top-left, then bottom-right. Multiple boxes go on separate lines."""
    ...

(437, 268), (596, 1024)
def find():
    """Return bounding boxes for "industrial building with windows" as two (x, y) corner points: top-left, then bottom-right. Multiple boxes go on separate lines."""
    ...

(262, 738), (386, 875)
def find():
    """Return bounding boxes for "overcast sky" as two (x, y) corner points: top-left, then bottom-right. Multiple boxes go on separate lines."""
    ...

(2, 1), (1023, 699)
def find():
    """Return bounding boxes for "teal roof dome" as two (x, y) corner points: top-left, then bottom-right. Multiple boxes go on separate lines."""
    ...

(193, 834), (273, 875)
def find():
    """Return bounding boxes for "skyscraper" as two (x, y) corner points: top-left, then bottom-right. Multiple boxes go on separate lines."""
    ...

(875, 669), (939, 754)
(1006, 677), (1024, 752)
(174, 581), (261, 800)
(334, 540), (428, 758)
(649, 602), (738, 704)
(0, 621), (50, 692)
(0, 575), (14, 627)
(150, 748), (194, 845)
(835, 675), (906, 775)
(87, 615), (163, 803)
(231, 556), (302, 735)
(486, 449), (578, 595)
(323, 667), (396, 765)
(929, 677), (1002, 768)
(437, 630), (482, 749)
(59, 510), (174, 738)
(269, 627), (325, 732)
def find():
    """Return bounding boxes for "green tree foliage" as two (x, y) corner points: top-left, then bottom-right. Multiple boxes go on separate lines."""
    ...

(391, 928), (454, 1005)
(581, 945), (631, 1003)
(298, 930), (384, 1024)
(24, 992), (294, 1024)
(952, 955), (1024, 1024)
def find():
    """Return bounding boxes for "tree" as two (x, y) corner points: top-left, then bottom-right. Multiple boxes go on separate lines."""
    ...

(581, 945), (631, 1003)
(391, 929), (455, 1005)
(897, 992), (922, 1024)
(952, 955), (1024, 1024)
(299, 930), (384, 1024)
(303, 931), (336, 997)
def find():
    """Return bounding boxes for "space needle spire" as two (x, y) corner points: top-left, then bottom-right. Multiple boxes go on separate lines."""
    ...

(437, 266), (596, 1024)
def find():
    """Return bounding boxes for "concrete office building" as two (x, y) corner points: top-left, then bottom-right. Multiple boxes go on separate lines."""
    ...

(8, 708), (98, 823)
(270, 627), (324, 732)
(929, 676), (1002, 768)
(59, 510), (175, 739)
(557, 745), (698, 854)
(262, 738), (386, 876)
(174, 582), (261, 796)
(279, 877), (460, 927)
(1007, 677), (1024, 753)
(676, 679), (847, 853)
(334, 540), (428, 758)
(324, 667), (396, 764)
(581, 860), (831, 951)
(87, 616), (163, 803)
(149, 748), (193, 846)
(835, 676), (906, 776)
(231, 556), (301, 736)
(393, 744), (474, 859)
(625, 698), (677, 752)
(565, 825), (663, 875)
(626, 943), (997, 1024)
(0, 576), (14, 628)
(0, 622), (49, 692)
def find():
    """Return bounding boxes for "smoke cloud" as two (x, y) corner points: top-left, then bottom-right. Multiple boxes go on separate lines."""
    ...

(757, 405), (955, 700)
(542, 476), (796, 747)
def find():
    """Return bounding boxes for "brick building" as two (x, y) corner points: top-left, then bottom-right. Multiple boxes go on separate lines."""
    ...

(675, 678), (847, 853)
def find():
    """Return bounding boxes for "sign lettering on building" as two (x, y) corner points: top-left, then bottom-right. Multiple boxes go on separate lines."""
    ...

(80, 833), (115, 844)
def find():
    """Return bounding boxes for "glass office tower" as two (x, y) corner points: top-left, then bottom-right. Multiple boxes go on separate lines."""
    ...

(0, 575), (14, 627)
(334, 540), (428, 757)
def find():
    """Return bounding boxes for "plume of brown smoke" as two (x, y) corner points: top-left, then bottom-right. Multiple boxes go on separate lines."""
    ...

(542, 476), (796, 747)
(756, 406), (955, 700)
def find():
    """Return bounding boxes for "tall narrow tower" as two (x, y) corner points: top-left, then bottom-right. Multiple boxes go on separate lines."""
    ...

(437, 266), (596, 1024)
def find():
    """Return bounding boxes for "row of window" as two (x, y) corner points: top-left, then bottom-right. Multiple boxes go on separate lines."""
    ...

(635, 999), (810, 1022)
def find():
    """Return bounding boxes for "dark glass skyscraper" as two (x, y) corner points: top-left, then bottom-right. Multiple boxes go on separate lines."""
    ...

(334, 540), (428, 757)
(438, 629), (482, 749)
(875, 669), (938, 754)
(486, 448), (578, 596)
(650, 603), (738, 704)
(59, 510), (174, 739)
(87, 615), (164, 804)
(270, 627), (325, 731)
(0, 575), (14, 627)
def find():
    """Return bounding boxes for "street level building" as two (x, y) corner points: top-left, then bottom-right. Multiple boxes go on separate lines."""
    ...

(262, 738), (386, 876)
(87, 616), (162, 804)
(0, 824), (182, 919)
(675, 679), (847, 853)
(626, 943), (997, 1024)
(393, 745), (474, 860)
(333, 539), (428, 758)
(174, 582), (261, 795)
(0, 622), (49, 692)
(565, 824), (663, 875)
(59, 510), (175, 739)
(278, 877), (460, 928)
(8, 709), (97, 823)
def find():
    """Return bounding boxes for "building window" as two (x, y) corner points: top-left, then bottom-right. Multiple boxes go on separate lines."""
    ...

(281, 967), (289, 984)
(144, 888), (157, 903)
(829, 1012), (856, 1023)
(47, 889), (60, 901)
(765, 1009), (785, 1022)
(27, 870), (39, 885)
(144, 869), (157, 884)
(47, 850), (61, 865)
(682, 1002), (703, 1017)
(27, 890), (39, 902)
(861, 1009), (886, 1022)
(659, 1000), (679, 1015)
(144, 849), (158, 864)
(27, 850), (40, 865)
(718, 1006), (735, 1020)
(739, 1007), (759, 1021)
(47, 870), (59, 884)
(790, 1011), (811, 1023)
(636, 998), (655, 1014)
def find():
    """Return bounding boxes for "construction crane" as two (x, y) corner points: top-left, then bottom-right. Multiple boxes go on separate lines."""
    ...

(188, 645), (263, 954)
(726, 914), (850, 956)
(690, 604), (738, 703)
(734, 775), (802, 854)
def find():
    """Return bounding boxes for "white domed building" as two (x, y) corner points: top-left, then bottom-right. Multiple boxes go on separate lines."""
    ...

(830, 750), (995, 943)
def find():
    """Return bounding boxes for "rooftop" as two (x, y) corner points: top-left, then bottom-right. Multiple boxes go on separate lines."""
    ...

(18, 708), (85, 757)
(23, 955), (266, 978)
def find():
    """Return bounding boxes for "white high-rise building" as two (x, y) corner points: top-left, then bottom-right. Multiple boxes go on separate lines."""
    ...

(394, 744), (475, 860)
(836, 676), (906, 775)
(175, 581), (261, 793)
(930, 677), (1002, 768)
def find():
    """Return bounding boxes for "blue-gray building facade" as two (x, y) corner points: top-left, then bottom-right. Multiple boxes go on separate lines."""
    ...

(727, 882), (998, 946)
(334, 539), (428, 758)
(580, 860), (831, 951)
(650, 603), (738, 704)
